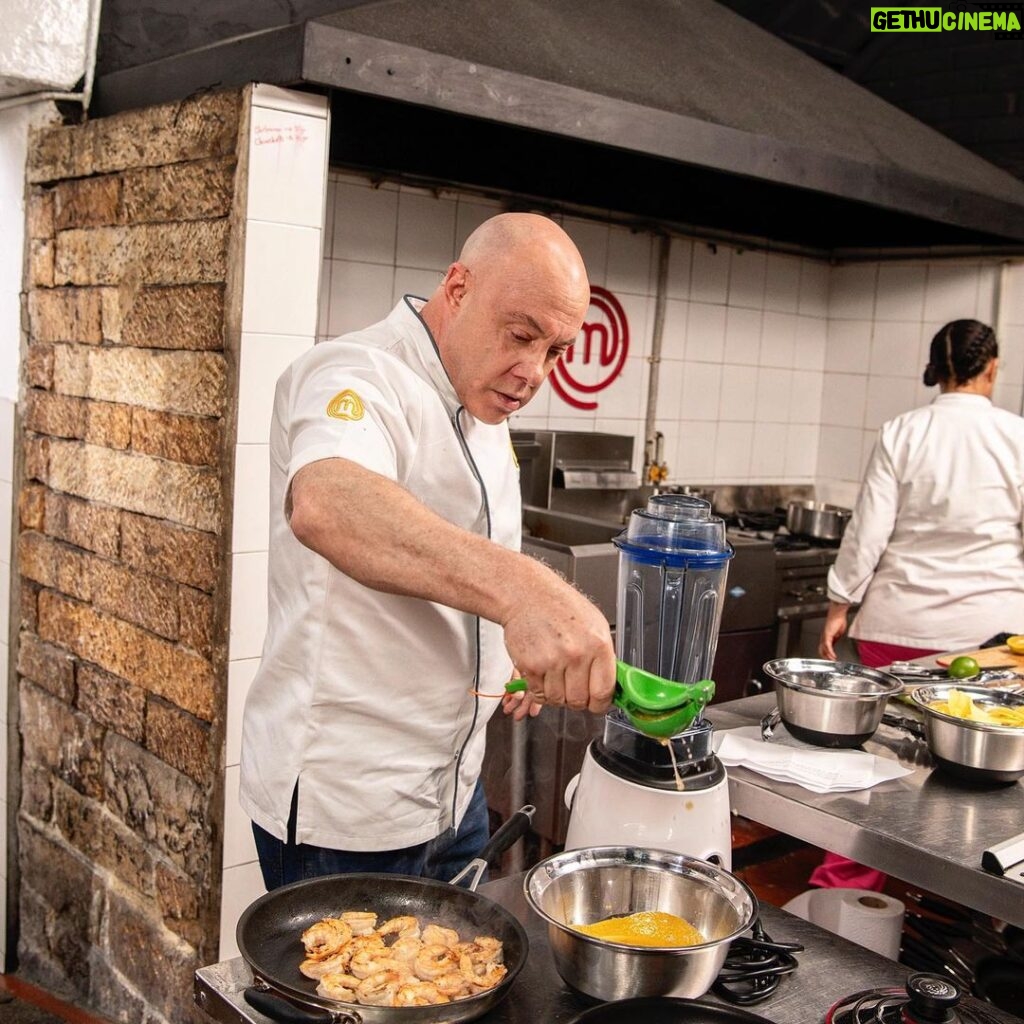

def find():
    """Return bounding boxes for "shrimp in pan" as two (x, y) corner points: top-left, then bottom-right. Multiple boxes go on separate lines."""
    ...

(377, 915), (421, 941)
(421, 923), (460, 948)
(394, 981), (451, 1006)
(301, 918), (352, 960)
(341, 910), (378, 936)
(316, 971), (361, 1001)
(413, 942), (460, 980)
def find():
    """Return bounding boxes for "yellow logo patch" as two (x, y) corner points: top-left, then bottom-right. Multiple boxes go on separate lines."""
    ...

(326, 389), (365, 421)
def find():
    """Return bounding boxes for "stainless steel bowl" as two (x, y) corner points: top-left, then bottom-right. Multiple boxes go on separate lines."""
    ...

(523, 846), (757, 1001)
(762, 658), (903, 748)
(910, 684), (1024, 784)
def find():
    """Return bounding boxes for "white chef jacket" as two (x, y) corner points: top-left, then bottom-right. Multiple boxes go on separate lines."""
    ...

(827, 393), (1024, 649)
(239, 297), (521, 851)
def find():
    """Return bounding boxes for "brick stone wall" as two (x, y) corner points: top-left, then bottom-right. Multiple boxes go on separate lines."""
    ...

(16, 88), (246, 1022)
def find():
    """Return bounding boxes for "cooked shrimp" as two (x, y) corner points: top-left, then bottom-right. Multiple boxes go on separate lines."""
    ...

(434, 971), (472, 999)
(422, 923), (460, 948)
(349, 948), (406, 980)
(355, 969), (404, 1006)
(394, 981), (451, 1006)
(413, 942), (460, 980)
(306, 933), (383, 977)
(455, 935), (503, 966)
(315, 971), (361, 1001)
(300, 949), (352, 980)
(341, 910), (378, 935)
(461, 958), (507, 993)
(389, 936), (423, 965)
(377, 915), (421, 941)
(301, 918), (353, 960)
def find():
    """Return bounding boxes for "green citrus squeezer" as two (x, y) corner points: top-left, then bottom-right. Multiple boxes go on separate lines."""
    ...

(504, 659), (715, 739)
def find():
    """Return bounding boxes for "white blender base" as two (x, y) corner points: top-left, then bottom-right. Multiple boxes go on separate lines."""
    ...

(563, 746), (732, 869)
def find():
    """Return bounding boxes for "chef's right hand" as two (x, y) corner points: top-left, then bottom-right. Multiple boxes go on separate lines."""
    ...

(818, 601), (850, 660)
(501, 564), (616, 714)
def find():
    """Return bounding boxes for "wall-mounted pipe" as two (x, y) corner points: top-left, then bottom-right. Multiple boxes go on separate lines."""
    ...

(643, 233), (671, 484)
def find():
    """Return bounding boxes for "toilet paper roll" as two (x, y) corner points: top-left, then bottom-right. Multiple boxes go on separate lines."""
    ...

(783, 887), (905, 960)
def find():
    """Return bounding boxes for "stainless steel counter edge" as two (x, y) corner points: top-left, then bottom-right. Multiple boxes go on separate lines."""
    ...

(707, 695), (1024, 927)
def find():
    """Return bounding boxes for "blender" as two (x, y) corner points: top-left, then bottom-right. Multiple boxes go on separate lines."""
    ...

(563, 494), (735, 866)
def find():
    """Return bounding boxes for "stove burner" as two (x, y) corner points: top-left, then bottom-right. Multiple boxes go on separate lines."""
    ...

(825, 974), (1002, 1024)
(712, 918), (803, 1006)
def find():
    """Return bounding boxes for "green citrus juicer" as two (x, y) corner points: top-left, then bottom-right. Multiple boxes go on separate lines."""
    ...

(504, 659), (715, 739)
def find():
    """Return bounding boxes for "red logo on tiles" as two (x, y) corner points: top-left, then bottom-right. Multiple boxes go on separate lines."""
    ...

(550, 286), (629, 411)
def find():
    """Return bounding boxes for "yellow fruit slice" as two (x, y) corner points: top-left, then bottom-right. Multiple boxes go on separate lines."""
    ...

(1006, 635), (1024, 655)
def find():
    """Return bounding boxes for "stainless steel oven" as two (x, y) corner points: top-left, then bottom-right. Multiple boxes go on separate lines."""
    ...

(773, 547), (838, 659)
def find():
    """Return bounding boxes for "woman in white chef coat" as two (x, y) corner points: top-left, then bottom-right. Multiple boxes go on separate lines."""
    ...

(819, 318), (1024, 667)
(814, 318), (1024, 891)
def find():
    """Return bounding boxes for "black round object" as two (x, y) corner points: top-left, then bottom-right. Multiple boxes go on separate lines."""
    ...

(973, 955), (1024, 1012)
(591, 741), (726, 791)
(568, 997), (776, 1024)
(905, 973), (961, 1023)
(931, 754), (1024, 785)
(783, 720), (872, 749)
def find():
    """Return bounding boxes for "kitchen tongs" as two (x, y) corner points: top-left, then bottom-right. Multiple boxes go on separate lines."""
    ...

(505, 659), (715, 738)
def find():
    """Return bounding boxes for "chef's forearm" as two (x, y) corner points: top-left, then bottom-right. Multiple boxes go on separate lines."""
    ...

(288, 456), (552, 625)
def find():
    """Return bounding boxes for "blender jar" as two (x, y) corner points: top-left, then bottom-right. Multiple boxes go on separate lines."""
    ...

(613, 494), (733, 684)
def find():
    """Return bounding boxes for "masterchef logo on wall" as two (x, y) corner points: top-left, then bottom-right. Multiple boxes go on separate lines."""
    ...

(549, 286), (629, 411)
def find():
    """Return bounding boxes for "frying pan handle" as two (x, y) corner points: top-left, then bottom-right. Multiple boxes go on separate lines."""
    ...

(449, 804), (535, 890)
(244, 986), (360, 1023)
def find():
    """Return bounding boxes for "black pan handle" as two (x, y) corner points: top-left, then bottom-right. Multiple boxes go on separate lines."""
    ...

(449, 804), (535, 890)
(480, 804), (535, 864)
(244, 986), (360, 1024)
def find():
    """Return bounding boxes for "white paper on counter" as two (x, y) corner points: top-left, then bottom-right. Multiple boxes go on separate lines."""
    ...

(712, 726), (914, 793)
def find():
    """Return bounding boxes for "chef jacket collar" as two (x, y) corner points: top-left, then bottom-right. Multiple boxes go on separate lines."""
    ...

(399, 294), (463, 416)
(932, 392), (992, 407)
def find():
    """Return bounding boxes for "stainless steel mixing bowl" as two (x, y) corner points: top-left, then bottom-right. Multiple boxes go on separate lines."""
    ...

(910, 684), (1024, 784)
(762, 658), (903, 748)
(523, 846), (757, 1001)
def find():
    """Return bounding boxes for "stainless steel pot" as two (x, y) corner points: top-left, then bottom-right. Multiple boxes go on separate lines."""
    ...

(910, 684), (1024, 783)
(785, 500), (851, 542)
(523, 846), (757, 1002)
(761, 658), (903, 748)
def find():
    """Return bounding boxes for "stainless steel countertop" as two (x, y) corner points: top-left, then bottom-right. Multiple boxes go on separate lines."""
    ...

(195, 871), (1018, 1024)
(706, 693), (1024, 926)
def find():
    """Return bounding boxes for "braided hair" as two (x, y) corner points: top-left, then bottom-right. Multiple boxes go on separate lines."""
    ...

(923, 319), (998, 388)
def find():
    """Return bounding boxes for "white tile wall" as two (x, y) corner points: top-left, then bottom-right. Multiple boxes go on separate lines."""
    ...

(219, 86), (329, 956)
(814, 260), (1009, 492)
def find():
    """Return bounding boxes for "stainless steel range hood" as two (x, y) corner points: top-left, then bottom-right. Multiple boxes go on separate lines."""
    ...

(93, 0), (1024, 250)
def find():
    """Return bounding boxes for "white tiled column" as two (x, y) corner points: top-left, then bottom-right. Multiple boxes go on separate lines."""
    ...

(219, 84), (329, 959)
(1, 100), (58, 970)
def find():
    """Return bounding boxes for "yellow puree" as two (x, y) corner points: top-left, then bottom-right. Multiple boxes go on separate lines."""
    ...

(572, 910), (704, 947)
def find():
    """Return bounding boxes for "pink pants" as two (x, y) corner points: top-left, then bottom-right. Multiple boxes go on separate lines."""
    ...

(808, 639), (941, 891)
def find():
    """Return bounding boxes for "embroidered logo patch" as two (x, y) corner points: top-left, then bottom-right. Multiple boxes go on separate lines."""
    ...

(326, 389), (365, 421)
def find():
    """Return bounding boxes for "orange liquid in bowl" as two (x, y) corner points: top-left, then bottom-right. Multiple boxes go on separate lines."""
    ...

(572, 910), (705, 947)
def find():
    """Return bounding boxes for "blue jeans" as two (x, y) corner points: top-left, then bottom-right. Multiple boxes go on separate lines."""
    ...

(252, 780), (491, 891)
